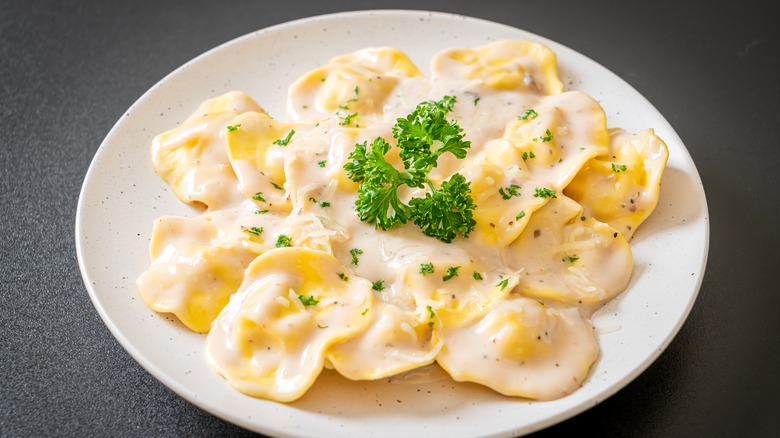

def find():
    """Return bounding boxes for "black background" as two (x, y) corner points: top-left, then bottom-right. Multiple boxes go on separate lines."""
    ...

(2, 0), (778, 436)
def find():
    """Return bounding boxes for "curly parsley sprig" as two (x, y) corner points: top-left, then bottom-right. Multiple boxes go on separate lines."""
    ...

(343, 96), (476, 242)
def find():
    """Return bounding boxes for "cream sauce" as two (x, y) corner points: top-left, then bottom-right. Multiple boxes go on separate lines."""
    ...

(138, 41), (667, 402)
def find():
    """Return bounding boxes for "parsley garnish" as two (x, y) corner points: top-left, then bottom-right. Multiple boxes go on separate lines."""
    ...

(443, 266), (460, 281)
(580, 216), (586, 221)
(275, 234), (292, 247)
(298, 294), (319, 306)
(227, 124), (241, 132)
(372, 279), (385, 291)
(317, 160), (327, 167)
(317, 324), (328, 329)
(522, 151), (536, 161)
(252, 192), (266, 202)
(533, 187), (557, 198)
(474, 97), (480, 105)
(518, 109), (538, 120)
(339, 112), (358, 126)
(244, 226), (263, 236)
(354, 85), (359, 95)
(255, 209), (268, 215)
(516, 210), (526, 220)
(273, 129), (295, 146)
(473, 272), (483, 280)
(419, 263), (434, 275)
(271, 182), (284, 190)
(496, 275), (510, 290)
(562, 256), (580, 263)
(349, 248), (363, 265)
(611, 163), (627, 173)
(344, 96), (476, 243)
(338, 272), (348, 281)
(361, 308), (369, 316)
(533, 129), (553, 142)
(308, 197), (330, 208)
(499, 184), (521, 200)
(426, 305), (435, 319)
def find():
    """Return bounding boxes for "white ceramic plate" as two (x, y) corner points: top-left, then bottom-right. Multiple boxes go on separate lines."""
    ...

(76, 10), (708, 438)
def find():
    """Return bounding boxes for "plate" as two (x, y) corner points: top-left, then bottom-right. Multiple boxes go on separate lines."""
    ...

(76, 10), (708, 437)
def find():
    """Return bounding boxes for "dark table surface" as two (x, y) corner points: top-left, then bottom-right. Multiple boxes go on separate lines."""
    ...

(2, 0), (778, 436)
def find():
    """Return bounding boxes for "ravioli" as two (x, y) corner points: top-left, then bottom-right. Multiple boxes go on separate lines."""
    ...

(139, 41), (668, 403)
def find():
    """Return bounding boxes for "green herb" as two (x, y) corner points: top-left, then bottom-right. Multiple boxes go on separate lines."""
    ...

(558, 158), (563, 163)
(338, 104), (350, 110)
(346, 98), (358, 103)
(427, 305), (436, 319)
(361, 308), (369, 316)
(419, 262), (434, 275)
(518, 109), (538, 120)
(244, 226), (263, 236)
(271, 182), (284, 190)
(227, 124), (241, 132)
(474, 97), (480, 105)
(443, 266), (460, 281)
(499, 184), (521, 200)
(317, 160), (327, 167)
(308, 197), (330, 208)
(349, 248), (363, 265)
(317, 324), (328, 329)
(372, 279), (385, 291)
(252, 192), (266, 202)
(533, 187), (557, 198)
(273, 129), (295, 146)
(533, 129), (553, 143)
(611, 163), (627, 173)
(298, 294), (319, 306)
(428, 321), (435, 326)
(522, 151), (536, 161)
(340, 112), (358, 126)
(473, 272), (483, 280)
(496, 275), (510, 290)
(303, 105), (308, 109)
(580, 216), (586, 221)
(255, 209), (268, 215)
(354, 85), (359, 95)
(515, 210), (526, 220)
(338, 272), (348, 281)
(579, 147), (585, 151)
(562, 256), (580, 263)
(275, 234), (292, 247)
(344, 96), (475, 242)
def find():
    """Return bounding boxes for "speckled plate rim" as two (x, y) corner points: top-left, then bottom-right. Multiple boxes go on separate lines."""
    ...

(76, 10), (709, 438)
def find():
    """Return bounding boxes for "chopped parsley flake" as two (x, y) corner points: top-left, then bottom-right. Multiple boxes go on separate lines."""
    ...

(496, 276), (510, 290)
(244, 226), (263, 236)
(338, 272), (348, 281)
(443, 266), (460, 281)
(308, 197), (330, 208)
(518, 109), (538, 120)
(339, 112), (358, 126)
(533, 187), (557, 198)
(499, 184), (522, 200)
(562, 256), (580, 263)
(354, 85), (359, 95)
(419, 263), (434, 275)
(522, 151), (536, 160)
(252, 192), (266, 202)
(474, 97), (480, 105)
(611, 163), (628, 173)
(275, 234), (292, 247)
(372, 279), (385, 291)
(298, 294), (319, 306)
(317, 324), (328, 329)
(473, 272), (484, 280)
(516, 210), (526, 220)
(427, 305), (435, 319)
(349, 248), (363, 265)
(227, 124), (241, 132)
(317, 160), (327, 167)
(273, 129), (295, 146)
(533, 129), (553, 143)
(361, 308), (369, 316)
(255, 209), (268, 215)
(271, 182), (284, 190)
(580, 216), (586, 221)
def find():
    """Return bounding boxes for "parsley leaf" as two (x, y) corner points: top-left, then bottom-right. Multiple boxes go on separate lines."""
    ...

(252, 192), (266, 202)
(317, 160), (327, 167)
(473, 272), (483, 280)
(244, 226), (263, 236)
(533, 187), (557, 198)
(562, 256), (580, 263)
(349, 248), (363, 265)
(518, 109), (538, 120)
(443, 266), (460, 281)
(273, 129), (295, 146)
(496, 275), (510, 290)
(409, 174), (476, 243)
(498, 184), (521, 200)
(227, 124), (241, 132)
(419, 262), (434, 275)
(297, 294), (319, 306)
(611, 163), (627, 173)
(372, 279), (385, 291)
(275, 234), (292, 247)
